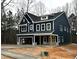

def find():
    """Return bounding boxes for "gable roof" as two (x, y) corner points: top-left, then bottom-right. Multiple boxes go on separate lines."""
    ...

(26, 13), (40, 22)
(19, 11), (64, 24)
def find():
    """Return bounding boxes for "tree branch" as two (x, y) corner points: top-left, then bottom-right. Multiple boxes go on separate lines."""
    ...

(2, 0), (12, 9)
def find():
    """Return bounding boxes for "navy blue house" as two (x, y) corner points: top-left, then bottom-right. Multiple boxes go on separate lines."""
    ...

(17, 11), (70, 45)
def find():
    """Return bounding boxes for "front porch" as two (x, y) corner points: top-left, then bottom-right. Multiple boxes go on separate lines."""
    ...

(17, 33), (59, 46)
(34, 35), (58, 46)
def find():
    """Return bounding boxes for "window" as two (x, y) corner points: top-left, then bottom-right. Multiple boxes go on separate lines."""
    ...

(30, 25), (33, 30)
(36, 24), (40, 31)
(59, 25), (63, 31)
(41, 23), (45, 31)
(23, 19), (25, 22)
(21, 25), (27, 32)
(41, 16), (48, 20)
(64, 26), (66, 31)
(67, 28), (69, 32)
(46, 23), (51, 31)
(59, 36), (64, 43)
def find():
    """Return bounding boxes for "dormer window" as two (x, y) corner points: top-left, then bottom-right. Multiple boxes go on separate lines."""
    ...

(41, 16), (48, 20)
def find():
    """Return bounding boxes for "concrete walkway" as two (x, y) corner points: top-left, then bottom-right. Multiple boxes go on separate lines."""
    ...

(1, 49), (39, 59)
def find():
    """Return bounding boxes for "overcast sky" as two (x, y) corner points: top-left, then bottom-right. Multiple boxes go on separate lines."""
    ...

(5, 0), (74, 15)
(37, 0), (73, 9)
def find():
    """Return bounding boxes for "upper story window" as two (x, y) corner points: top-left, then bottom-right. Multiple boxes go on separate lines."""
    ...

(36, 24), (40, 31)
(72, 22), (74, 25)
(41, 16), (48, 20)
(41, 23), (45, 31)
(46, 23), (51, 31)
(30, 25), (33, 30)
(23, 19), (25, 22)
(67, 28), (69, 32)
(59, 25), (63, 31)
(21, 25), (27, 32)
(64, 26), (66, 31)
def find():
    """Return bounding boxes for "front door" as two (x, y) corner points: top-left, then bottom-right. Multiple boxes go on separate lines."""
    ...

(43, 37), (47, 45)
(52, 36), (57, 45)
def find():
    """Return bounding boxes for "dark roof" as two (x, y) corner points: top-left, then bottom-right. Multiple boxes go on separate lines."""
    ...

(26, 13), (41, 22)
(25, 12), (63, 22)
(68, 13), (76, 19)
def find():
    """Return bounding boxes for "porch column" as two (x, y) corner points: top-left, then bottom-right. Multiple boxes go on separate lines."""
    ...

(17, 37), (20, 45)
(49, 35), (52, 46)
(32, 35), (35, 45)
(39, 36), (41, 45)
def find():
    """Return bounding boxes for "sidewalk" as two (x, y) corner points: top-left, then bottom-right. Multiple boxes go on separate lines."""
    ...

(1, 49), (38, 59)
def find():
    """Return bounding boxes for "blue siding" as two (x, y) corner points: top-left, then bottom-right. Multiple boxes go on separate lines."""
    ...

(33, 21), (53, 33)
(54, 13), (70, 44)
(19, 21), (54, 33)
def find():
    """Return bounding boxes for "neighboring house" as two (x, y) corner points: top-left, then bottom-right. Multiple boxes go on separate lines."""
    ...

(16, 11), (70, 45)
(68, 13), (77, 43)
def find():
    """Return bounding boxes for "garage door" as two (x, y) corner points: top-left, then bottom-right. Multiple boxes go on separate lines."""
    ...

(23, 38), (32, 44)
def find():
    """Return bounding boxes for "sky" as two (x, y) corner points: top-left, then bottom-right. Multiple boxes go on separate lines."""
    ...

(37, 0), (73, 9)
(5, 0), (74, 15)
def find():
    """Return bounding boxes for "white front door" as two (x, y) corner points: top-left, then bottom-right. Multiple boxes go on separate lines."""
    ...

(43, 37), (47, 44)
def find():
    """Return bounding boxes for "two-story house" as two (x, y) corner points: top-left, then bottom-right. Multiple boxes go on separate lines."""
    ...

(16, 11), (70, 45)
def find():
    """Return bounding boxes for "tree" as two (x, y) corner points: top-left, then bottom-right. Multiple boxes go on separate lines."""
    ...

(72, 0), (77, 16)
(31, 1), (46, 16)
(16, 0), (35, 13)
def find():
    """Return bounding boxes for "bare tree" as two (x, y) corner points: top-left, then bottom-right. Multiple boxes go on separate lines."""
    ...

(72, 0), (77, 16)
(16, 0), (35, 13)
(1, 0), (12, 9)
(31, 1), (46, 16)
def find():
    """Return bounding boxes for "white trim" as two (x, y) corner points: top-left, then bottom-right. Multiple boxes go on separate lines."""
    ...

(33, 24), (34, 32)
(18, 25), (20, 33)
(46, 23), (51, 31)
(41, 23), (45, 31)
(23, 15), (29, 23)
(17, 33), (58, 36)
(35, 19), (54, 23)
(26, 13), (34, 23)
(33, 35), (35, 45)
(36, 24), (40, 31)
(19, 13), (29, 24)
(53, 20), (54, 31)
(34, 12), (64, 23)
(28, 24), (29, 32)
(19, 24), (27, 26)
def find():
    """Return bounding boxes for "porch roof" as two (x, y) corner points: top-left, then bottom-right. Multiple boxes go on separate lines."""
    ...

(16, 33), (58, 36)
